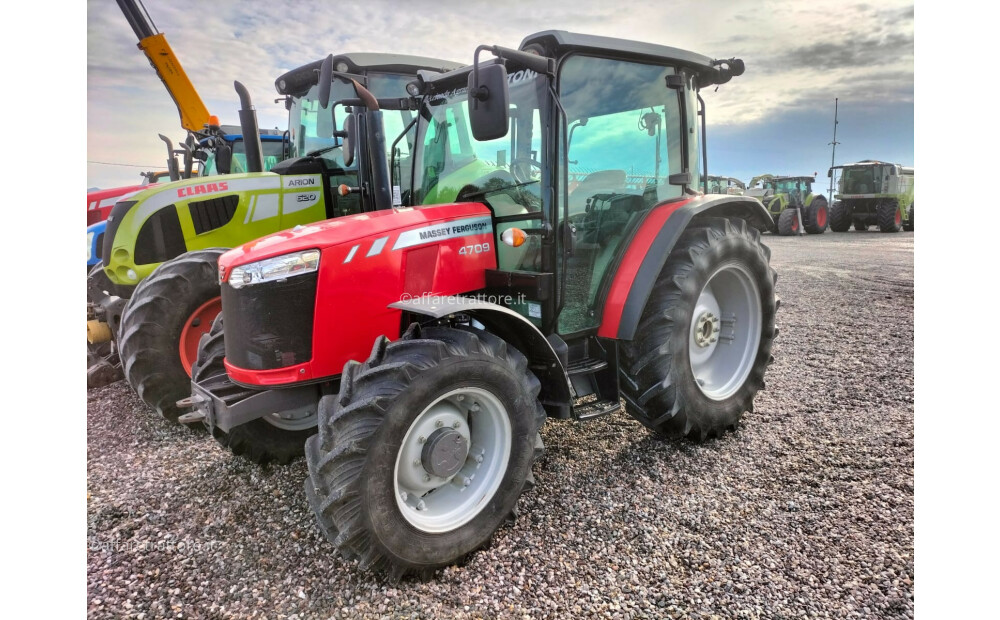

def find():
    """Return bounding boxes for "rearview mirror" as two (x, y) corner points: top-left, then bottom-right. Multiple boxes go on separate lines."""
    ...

(467, 63), (509, 141)
(319, 54), (333, 109)
(342, 114), (357, 168)
(827, 169), (832, 178)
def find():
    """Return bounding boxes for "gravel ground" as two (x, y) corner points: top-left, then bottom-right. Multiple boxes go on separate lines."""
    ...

(87, 230), (914, 619)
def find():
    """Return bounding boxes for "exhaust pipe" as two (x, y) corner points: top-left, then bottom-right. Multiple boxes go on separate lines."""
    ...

(158, 134), (180, 181)
(234, 81), (264, 173)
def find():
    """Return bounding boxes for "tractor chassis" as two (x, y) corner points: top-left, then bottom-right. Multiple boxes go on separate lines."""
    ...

(179, 373), (324, 434)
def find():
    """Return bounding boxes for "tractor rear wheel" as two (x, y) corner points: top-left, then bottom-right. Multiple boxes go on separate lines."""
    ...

(619, 217), (777, 440)
(829, 201), (851, 232)
(878, 200), (903, 233)
(192, 316), (316, 464)
(304, 325), (545, 581)
(118, 249), (226, 421)
(802, 197), (829, 234)
(776, 208), (799, 235)
(903, 204), (914, 231)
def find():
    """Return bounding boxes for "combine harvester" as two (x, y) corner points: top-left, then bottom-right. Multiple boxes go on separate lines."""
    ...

(177, 31), (779, 580)
(828, 160), (914, 232)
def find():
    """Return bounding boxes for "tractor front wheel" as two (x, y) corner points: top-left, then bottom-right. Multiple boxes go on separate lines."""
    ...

(878, 200), (903, 233)
(619, 217), (777, 440)
(192, 316), (316, 464)
(802, 198), (829, 234)
(829, 201), (851, 232)
(776, 208), (799, 235)
(304, 325), (545, 581)
(118, 249), (226, 421)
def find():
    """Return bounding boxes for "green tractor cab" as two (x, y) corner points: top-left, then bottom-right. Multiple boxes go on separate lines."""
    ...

(706, 175), (745, 195)
(748, 174), (828, 235)
(827, 160), (914, 232)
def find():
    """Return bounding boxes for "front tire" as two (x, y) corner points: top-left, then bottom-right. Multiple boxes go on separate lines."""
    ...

(619, 217), (777, 440)
(776, 208), (799, 235)
(304, 325), (545, 580)
(878, 200), (903, 233)
(192, 316), (316, 464)
(829, 201), (851, 232)
(118, 249), (226, 421)
(802, 197), (828, 234)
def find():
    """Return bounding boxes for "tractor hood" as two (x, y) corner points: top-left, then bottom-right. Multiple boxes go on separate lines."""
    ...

(219, 202), (493, 273)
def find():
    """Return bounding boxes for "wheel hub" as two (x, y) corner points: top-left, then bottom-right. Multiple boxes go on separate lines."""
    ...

(693, 311), (721, 348)
(421, 428), (469, 478)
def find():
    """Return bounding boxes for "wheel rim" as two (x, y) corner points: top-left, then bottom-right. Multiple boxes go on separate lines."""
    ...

(895, 207), (902, 226)
(178, 296), (222, 377)
(816, 206), (827, 228)
(688, 263), (763, 401)
(790, 213), (798, 231)
(394, 387), (511, 533)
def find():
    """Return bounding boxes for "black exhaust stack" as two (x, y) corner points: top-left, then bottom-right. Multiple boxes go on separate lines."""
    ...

(158, 133), (180, 181)
(234, 81), (264, 173)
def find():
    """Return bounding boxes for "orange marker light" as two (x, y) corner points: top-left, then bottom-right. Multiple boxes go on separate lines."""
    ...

(501, 228), (527, 248)
(208, 115), (220, 127)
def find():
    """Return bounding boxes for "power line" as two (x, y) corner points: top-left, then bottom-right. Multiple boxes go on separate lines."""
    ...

(88, 160), (160, 169)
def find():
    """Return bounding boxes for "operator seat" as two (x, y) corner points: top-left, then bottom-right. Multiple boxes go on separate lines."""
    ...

(568, 169), (627, 215)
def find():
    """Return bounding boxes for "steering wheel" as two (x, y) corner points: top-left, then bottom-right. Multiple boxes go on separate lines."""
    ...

(510, 156), (542, 184)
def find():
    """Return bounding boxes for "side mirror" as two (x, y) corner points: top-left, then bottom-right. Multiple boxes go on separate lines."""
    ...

(342, 114), (357, 168)
(318, 54), (333, 109)
(216, 142), (233, 174)
(467, 63), (509, 141)
(827, 169), (833, 178)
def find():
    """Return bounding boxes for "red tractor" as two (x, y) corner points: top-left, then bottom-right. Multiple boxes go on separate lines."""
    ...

(182, 31), (777, 580)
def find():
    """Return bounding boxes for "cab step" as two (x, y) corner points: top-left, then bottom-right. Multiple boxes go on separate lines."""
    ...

(566, 357), (608, 376)
(574, 397), (622, 421)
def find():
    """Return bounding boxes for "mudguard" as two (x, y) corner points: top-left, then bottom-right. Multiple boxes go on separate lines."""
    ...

(599, 195), (771, 341)
(390, 296), (573, 408)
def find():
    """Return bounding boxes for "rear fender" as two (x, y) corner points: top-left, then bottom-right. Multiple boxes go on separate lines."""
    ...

(599, 195), (771, 341)
(390, 296), (573, 412)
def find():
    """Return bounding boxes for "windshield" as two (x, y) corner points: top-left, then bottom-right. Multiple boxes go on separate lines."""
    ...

(841, 167), (878, 194)
(412, 68), (547, 212)
(200, 139), (286, 176)
(289, 73), (417, 169)
(774, 179), (808, 194)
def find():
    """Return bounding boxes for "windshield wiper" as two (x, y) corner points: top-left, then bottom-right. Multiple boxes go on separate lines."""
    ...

(459, 179), (539, 200)
(306, 143), (341, 158)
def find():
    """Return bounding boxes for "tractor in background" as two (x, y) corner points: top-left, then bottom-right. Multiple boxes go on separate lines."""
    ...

(748, 174), (827, 235)
(828, 160), (914, 232)
(707, 175), (745, 195)
(180, 31), (777, 580)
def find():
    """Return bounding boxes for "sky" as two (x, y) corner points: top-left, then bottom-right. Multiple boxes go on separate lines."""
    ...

(87, 0), (914, 193)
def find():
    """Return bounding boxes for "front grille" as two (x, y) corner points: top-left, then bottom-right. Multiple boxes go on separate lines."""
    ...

(221, 272), (318, 371)
(102, 200), (137, 264)
(134, 206), (186, 265)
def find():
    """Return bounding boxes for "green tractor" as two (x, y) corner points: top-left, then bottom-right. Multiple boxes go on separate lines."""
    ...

(88, 53), (462, 421)
(827, 160), (914, 232)
(747, 174), (828, 235)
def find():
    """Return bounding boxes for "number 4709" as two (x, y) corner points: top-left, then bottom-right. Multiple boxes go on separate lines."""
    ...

(459, 242), (490, 255)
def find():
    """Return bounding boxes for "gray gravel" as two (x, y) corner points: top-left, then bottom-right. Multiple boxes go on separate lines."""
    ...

(87, 230), (914, 619)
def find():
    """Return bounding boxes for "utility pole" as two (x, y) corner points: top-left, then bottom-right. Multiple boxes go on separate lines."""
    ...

(828, 98), (840, 204)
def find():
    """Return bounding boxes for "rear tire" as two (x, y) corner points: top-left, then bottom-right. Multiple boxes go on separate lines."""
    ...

(802, 197), (828, 234)
(776, 208), (799, 235)
(619, 217), (777, 440)
(119, 249), (226, 421)
(192, 316), (316, 465)
(878, 200), (903, 233)
(903, 204), (914, 231)
(829, 201), (851, 232)
(304, 325), (545, 581)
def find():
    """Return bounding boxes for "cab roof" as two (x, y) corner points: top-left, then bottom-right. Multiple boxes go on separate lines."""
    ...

(275, 53), (464, 96)
(520, 30), (716, 72)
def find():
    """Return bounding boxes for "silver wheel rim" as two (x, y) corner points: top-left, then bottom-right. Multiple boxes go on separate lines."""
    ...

(394, 387), (512, 533)
(261, 407), (316, 431)
(689, 262), (762, 401)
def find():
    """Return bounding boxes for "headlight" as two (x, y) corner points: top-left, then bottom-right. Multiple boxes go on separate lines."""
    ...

(228, 249), (320, 289)
(87, 232), (95, 261)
